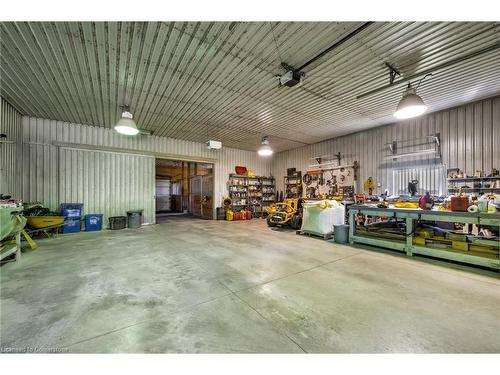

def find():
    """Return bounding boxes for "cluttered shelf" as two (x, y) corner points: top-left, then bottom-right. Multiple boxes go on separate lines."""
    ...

(446, 169), (500, 194)
(226, 167), (276, 219)
(449, 188), (500, 191)
(447, 177), (500, 181)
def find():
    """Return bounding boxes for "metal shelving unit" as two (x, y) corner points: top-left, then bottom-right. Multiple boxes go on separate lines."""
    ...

(260, 177), (276, 215)
(227, 174), (276, 217)
(284, 174), (302, 199)
(447, 176), (500, 194)
(228, 174), (248, 207)
(247, 176), (262, 216)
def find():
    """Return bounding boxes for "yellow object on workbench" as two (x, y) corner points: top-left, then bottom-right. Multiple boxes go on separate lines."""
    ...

(393, 202), (419, 209)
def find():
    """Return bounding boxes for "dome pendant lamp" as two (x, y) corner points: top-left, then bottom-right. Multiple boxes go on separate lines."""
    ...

(257, 136), (273, 156)
(394, 83), (428, 120)
(114, 106), (139, 135)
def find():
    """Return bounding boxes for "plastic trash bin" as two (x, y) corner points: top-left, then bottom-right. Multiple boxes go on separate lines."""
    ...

(334, 224), (350, 244)
(109, 216), (126, 230)
(63, 217), (81, 233)
(127, 210), (143, 229)
(61, 203), (83, 218)
(85, 214), (103, 231)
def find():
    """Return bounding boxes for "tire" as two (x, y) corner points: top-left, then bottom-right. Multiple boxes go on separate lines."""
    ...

(290, 215), (302, 230)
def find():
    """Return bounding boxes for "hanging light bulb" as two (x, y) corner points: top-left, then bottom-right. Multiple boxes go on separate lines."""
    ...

(257, 136), (273, 156)
(394, 83), (427, 119)
(114, 106), (139, 135)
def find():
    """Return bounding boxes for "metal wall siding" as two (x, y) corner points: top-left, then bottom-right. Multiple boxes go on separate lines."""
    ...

(58, 148), (155, 225)
(493, 97), (500, 172)
(272, 96), (500, 195)
(14, 114), (270, 221)
(0, 98), (23, 197)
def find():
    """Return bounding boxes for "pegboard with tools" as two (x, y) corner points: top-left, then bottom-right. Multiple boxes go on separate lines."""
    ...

(302, 154), (358, 199)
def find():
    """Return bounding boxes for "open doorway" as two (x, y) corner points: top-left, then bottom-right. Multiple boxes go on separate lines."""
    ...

(155, 158), (214, 222)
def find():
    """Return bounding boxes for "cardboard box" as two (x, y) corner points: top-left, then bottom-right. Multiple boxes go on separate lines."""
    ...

(446, 231), (468, 241)
(452, 241), (469, 252)
(469, 244), (498, 255)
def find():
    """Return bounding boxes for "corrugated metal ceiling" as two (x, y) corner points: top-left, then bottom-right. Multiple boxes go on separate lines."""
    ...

(1, 21), (499, 152)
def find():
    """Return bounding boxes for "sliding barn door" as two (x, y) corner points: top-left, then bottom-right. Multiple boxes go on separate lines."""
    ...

(190, 176), (202, 217)
(201, 175), (214, 219)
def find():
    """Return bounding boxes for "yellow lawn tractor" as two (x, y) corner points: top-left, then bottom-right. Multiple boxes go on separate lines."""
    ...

(266, 198), (303, 229)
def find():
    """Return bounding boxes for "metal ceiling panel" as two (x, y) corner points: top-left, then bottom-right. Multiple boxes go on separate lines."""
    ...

(1, 21), (499, 152)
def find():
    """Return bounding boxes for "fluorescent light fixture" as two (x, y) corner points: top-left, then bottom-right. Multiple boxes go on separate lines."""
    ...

(114, 110), (139, 135)
(394, 85), (427, 119)
(258, 136), (273, 156)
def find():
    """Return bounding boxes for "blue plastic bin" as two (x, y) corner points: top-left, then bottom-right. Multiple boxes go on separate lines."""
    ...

(85, 214), (103, 231)
(64, 208), (82, 218)
(61, 203), (84, 218)
(63, 217), (81, 233)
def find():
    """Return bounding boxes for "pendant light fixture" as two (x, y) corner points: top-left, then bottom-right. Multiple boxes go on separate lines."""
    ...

(257, 136), (273, 156)
(114, 106), (139, 135)
(393, 74), (431, 120)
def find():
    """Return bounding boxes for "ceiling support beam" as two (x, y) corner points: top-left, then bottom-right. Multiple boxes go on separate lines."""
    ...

(296, 21), (374, 72)
(357, 42), (500, 100)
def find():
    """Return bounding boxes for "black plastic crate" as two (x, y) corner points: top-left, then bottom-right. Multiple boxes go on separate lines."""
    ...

(109, 216), (126, 230)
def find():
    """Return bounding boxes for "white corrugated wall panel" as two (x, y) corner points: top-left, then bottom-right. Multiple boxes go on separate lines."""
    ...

(58, 148), (155, 225)
(492, 97), (500, 171)
(272, 96), (500, 196)
(0, 98), (22, 197)
(16, 114), (271, 220)
(5, 93), (498, 219)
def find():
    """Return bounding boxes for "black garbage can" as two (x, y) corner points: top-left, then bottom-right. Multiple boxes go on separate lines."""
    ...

(127, 210), (143, 228)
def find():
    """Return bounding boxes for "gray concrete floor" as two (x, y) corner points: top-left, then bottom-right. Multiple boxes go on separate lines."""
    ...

(1, 218), (500, 353)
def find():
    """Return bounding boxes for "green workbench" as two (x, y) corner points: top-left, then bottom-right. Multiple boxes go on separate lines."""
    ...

(348, 205), (500, 270)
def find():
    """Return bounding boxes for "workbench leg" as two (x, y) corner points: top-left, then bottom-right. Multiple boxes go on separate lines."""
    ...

(15, 232), (21, 262)
(348, 210), (356, 245)
(406, 217), (413, 257)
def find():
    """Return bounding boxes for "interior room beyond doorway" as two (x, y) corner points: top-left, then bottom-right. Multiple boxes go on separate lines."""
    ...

(155, 158), (214, 222)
